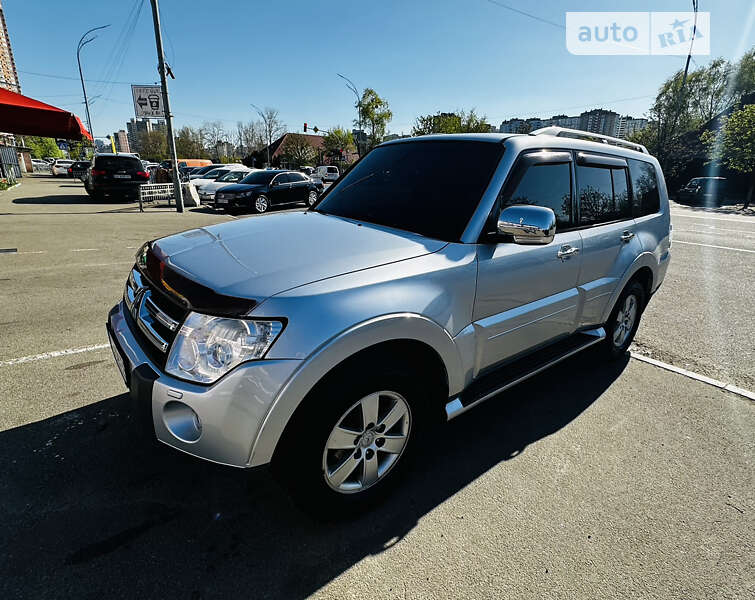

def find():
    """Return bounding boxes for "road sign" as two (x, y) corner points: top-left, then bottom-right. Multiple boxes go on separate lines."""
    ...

(131, 84), (164, 118)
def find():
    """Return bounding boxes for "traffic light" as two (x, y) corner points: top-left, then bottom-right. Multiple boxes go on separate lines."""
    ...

(304, 123), (307, 132)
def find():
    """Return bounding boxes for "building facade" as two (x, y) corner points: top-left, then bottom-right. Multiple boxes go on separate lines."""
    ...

(578, 109), (620, 136)
(113, 130), (130, 153)
(126, 118), (166, 152)
(0, 0), (19, 93)
(614, 116), (649, 139)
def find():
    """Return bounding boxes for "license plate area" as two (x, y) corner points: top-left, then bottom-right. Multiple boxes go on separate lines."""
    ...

(113, 174), (131, 179)
(108, 330), (130, 386)
(216, 198), (228, 204)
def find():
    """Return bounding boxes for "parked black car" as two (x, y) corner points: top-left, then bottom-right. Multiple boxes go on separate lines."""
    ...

(676, 177), (729, 206)
(69, 160), (91, 180)
(83, 153), (150, 201)
(214, 170), (321, 214)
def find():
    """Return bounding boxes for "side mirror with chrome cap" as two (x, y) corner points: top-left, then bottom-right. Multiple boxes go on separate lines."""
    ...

(497, 205), (556, 245)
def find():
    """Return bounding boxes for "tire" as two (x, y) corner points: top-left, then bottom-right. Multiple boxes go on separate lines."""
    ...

(254, 194), (269, 214)
(599, 280), (646, 360)
(273, 364), (427, 519)
(306, 189), (318, 207)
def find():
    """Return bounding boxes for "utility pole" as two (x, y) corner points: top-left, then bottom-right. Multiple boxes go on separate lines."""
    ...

(77, 25), (110, 144)
(149, 0), (183, 212)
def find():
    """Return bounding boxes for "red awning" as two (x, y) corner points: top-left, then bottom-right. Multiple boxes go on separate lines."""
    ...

(0, 87), (93, 141)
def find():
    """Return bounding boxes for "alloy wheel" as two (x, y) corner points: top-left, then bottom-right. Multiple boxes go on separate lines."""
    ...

(255, 195), (269, 213)
(322, 390), (411, 494)
(613, 293), (638, 348)
(308, 190), (318, 206)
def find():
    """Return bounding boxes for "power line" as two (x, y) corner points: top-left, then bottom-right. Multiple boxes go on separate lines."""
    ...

(19, 70), (132, 85)
(484, 0), (564, 30)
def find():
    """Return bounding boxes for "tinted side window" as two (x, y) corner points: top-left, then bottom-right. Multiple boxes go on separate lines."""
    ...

(288, 172), (305, 182)
(577, 165), (632, 225)
(501, 162), (572, 229)
(628, 159), (660, 216)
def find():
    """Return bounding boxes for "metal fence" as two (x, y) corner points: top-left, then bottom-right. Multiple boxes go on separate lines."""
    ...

(138, 183), (198, 211)
(0, 145), (20, 184)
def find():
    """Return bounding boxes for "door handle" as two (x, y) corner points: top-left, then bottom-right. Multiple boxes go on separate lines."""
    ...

(621, 231), (635, 243)
(557, 245), (580, 260)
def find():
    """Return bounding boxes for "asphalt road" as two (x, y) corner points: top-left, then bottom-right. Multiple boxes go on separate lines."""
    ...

(1, 176), (753, 599)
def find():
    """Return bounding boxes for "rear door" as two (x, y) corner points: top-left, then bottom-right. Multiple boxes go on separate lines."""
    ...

(474, 150), (583, 372)
(287, 172), (309, 203)
(574, 152), (642, 327)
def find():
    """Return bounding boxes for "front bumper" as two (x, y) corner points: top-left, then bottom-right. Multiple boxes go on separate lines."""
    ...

(107, 301), (301, 467)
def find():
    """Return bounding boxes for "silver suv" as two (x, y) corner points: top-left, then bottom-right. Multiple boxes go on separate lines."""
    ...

(107, 128), (671, 514)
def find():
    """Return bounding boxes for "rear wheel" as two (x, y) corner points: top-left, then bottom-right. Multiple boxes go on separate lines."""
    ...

(600, 280), (645, 360)
(273, 365), (425, 519)
(306, 189), (318, 207)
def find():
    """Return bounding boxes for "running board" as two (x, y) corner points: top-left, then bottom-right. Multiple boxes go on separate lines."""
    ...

(445, 327), (606, 420)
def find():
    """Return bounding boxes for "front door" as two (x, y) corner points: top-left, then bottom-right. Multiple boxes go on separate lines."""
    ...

(269, 173), (291, 205)
(473, 152), (583, 374)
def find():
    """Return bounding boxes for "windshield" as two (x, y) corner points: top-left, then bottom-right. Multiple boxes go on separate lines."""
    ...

(201, 168), (229, 179)
(239, 171), (277, 185)
(314, 141), (503, 241)
(194, 165), (220, 175)
(217, 171), (246, 182)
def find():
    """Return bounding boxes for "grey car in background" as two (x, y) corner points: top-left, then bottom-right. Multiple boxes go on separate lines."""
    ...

(107, 129), (671, 516)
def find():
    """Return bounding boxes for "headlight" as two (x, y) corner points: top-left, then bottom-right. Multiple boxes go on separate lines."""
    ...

(165, 312), (283, 384)
(240, 190), (255, 197)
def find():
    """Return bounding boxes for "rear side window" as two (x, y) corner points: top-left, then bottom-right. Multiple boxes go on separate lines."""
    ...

(95, 156), (141, 171)
(628, 159), (660, 216)
(577, 165), (632, 225)
(501, 162), (572, 229)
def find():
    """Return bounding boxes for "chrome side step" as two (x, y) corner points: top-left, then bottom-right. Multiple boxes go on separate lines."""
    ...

(445, 327), (606, 420)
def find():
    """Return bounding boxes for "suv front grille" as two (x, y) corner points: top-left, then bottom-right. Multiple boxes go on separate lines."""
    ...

(124, 268), (187, 365)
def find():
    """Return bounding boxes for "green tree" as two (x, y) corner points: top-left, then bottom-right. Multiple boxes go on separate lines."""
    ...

(175, 126), (207, 158)
(137, 130), (168, 161)
(322, 126), (355, 160)
(280, 133), (316, 168)
(732, 48), (755, 99)
(702, 104), (755, 209)
(25, 136), (63, 159)
(358, 88), (392, 150)
(412, 109), (490, 135)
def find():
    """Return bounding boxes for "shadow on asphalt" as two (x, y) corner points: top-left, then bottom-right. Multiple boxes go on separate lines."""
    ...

(0, 354), (629, 599)
(671, 197), (754, 215)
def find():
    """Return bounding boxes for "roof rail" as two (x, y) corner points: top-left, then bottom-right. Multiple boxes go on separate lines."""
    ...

(530, 126), (648, 154)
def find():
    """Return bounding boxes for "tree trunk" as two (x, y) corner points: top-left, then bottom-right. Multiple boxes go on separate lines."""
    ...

(744, 172), (754, 210)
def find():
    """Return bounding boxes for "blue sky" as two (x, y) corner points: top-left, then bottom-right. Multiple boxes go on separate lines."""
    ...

(5, 0), (755, 139)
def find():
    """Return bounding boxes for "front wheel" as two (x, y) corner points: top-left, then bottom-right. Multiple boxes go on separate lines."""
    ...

(254, 194), (269, 213)
(273, 367), (424, 519)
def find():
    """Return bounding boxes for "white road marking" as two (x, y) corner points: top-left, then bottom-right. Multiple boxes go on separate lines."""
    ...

(671, 212), (755, 225)
(631, 352), (755, 401)
(71, 248), (99, 252)
(673, 240), (755, 254)
(0, 344), (109, 367)
(675, 226), (755, 236)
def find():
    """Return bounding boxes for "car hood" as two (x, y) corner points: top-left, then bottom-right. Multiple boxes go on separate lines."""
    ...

(201, 177), (250, 192)
(151, 211), (447, 303)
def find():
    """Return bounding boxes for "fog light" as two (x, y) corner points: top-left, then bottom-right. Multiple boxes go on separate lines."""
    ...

(163, 401), (202, 442)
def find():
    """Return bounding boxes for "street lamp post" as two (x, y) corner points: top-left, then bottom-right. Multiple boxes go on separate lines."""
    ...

(337, 73), (362, 157)
(77, 25), (110, 143)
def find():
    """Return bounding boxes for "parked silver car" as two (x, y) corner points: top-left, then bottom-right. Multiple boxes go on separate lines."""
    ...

(107, 129), (671, 515)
